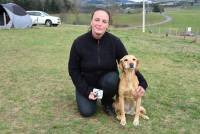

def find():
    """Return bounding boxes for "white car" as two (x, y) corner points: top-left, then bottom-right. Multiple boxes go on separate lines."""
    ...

(26, 11), (61, 27)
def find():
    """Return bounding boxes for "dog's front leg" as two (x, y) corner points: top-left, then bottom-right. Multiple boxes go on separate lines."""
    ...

(119, 96), (126, 126)
(133, 97), (141, 126)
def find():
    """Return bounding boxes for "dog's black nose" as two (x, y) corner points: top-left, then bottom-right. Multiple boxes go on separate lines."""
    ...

(129, 63), (134, 68)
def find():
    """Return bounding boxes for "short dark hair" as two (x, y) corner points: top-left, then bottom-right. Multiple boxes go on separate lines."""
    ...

(91, 7), (112, 25)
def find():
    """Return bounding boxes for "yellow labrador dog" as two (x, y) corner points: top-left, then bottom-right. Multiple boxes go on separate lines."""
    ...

(113, 55), (149, 126)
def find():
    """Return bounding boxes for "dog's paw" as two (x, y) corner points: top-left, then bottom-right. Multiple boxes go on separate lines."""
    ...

(133, 119), (139, 126)
(143, 115), (149, 120)
(120, 120), (126, 126)
(116, 115), (121, 120)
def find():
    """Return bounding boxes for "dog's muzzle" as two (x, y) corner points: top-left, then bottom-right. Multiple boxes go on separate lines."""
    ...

(129, 63), (135, 69)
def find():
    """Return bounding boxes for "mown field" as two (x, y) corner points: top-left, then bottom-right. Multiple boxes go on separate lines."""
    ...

(59, 12), (164, 26)
(0, 7), (200, 134)
(146, 7), (200, 34)
(59, 7), (200, 29)
(163, 7), (200, 29)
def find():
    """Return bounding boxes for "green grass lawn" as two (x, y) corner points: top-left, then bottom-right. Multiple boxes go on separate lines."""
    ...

(0, 24), (199, 133)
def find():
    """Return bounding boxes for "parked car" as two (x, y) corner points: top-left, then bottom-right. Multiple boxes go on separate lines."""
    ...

(26, 11), (61, 27)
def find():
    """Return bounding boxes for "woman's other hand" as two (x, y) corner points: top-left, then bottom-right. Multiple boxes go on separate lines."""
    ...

(88, 91), (97, 100)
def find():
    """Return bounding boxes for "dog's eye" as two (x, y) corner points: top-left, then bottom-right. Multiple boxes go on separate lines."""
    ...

(124, 59), (128, 62)
(132, 58), (136, 61)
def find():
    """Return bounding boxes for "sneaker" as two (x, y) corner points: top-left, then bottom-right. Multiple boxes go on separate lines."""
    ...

(103, 104), (116, 117)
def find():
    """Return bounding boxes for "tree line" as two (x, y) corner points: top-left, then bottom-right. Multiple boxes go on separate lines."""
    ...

(0, 0), (73, 13)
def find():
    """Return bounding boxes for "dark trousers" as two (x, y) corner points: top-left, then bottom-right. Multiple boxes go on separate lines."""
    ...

(76, 72), (119, 117)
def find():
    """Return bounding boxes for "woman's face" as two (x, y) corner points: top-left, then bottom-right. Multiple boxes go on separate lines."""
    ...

(91, 10), (109, 39)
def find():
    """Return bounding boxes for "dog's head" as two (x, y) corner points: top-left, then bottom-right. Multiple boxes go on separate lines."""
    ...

(119, 55), (139, 71)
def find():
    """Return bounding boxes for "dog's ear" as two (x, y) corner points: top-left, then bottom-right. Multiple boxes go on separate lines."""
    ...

(136, 59), (140, 71)
(118, 59), (124, 71)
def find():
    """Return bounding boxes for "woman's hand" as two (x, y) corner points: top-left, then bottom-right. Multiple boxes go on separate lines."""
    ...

(133, 86), (145, 100)
(88, 91), (97, 100)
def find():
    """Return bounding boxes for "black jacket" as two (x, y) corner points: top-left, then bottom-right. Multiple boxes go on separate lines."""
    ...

(68, 31), (148, 98)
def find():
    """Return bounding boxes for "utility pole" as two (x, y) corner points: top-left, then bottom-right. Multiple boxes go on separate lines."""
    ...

(142, 0), (145, 33)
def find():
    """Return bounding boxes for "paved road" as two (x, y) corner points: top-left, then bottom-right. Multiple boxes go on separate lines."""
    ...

(145, 13), (172, 27)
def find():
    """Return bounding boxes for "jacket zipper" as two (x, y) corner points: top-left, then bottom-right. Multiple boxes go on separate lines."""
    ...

(97, 40), (100, 65)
